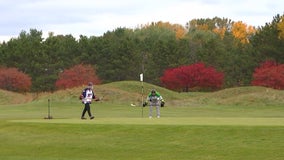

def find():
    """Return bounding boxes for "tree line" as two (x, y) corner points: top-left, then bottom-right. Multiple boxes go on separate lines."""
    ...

(0, 15), (284, 92)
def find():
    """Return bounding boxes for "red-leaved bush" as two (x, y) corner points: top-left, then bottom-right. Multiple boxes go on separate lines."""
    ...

(0, 67), (32, 92)
(55, 64), (101, 89)
(251, 60), (284, 90)
(160, 62), (224, 91)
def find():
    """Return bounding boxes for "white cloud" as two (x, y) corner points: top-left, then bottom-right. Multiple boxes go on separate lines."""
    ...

(0, 0), (283, 42)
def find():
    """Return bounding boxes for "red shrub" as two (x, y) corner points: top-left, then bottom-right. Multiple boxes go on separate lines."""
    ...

(55, 64), (101, 89)
(252, 60), (284, 90)
(0, 67), (32, 92)
(160, 62), (224, 91)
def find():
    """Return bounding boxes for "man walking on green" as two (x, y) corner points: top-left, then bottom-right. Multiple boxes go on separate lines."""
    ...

(79, 82), (96, 119)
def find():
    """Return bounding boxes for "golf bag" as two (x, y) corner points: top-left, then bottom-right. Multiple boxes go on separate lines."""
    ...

(160, 100), (165, 107)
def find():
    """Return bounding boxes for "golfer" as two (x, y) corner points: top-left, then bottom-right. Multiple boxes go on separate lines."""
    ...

(146, 89), (163, 118)
(79, 82), (96, 119)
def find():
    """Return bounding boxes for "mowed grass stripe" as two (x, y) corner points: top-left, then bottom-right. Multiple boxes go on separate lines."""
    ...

(10, 117), (284, 126)
(1, 120), (284, 160)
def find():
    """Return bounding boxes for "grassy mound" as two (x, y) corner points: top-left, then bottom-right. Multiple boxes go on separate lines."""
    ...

(0, 81), (283, 107)
(193, 86), (284, 106)
(0, 89), (33, 105)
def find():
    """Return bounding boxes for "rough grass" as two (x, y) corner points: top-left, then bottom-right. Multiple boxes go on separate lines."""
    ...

(2, 81), (283, 107)
(0, 89), (33, 105)
(195, 86), (284, 106)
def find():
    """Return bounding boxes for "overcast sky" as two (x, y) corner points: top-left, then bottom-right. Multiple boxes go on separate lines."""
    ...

(0, 0), (283, 42)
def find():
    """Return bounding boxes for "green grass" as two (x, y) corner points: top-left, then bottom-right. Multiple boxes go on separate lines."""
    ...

(0, 81), (284, 160)
(1, 119), (284, 160)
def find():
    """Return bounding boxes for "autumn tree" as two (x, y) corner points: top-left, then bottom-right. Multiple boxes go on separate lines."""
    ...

(277, 15), (284, 39)
(55, 64), (101, 89)
(187, 17), (255, 43)
(186, 17), (234, 38)
(160, 62), (224, 91)
(231, 21), (256, 44)
(0, 29), (46, 92)
(0, 67), (32, 92)
(251, 60), (284, 90)
(140, 21), (187, 39)
(1, 15), (283, 91)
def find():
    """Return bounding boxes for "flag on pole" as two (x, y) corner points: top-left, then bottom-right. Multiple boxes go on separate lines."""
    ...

(140, 73), (143, 82)
(140, 73), (144, 117)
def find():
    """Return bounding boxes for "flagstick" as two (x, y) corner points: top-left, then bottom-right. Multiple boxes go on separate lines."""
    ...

(141, 52), (146, 118)
(140, 73), (144, 118)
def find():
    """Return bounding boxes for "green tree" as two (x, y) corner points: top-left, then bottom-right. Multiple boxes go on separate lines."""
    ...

(96, 28), (140, 82)
(77, 35), (100, 65)
(42, 34), (79, 91)
(250, 14), (284, 63)
(134, 23), (181, 85)
(0, 29), (45, 91)
(186, 17), (233, 34)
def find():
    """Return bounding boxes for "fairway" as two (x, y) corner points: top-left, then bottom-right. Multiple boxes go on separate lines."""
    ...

(1, 83), (284, 160)
(2, 105), (284, 160)
(10, 117), (284, 126)
(1, 117), (284, 160)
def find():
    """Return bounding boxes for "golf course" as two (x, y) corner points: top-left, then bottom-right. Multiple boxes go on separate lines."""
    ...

(1, 81), (284, 160)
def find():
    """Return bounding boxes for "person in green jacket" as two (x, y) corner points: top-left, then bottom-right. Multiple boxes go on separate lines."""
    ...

(145, 89), (164, 118)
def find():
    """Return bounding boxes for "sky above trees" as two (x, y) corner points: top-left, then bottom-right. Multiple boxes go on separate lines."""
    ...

(1, 0), (283, 42)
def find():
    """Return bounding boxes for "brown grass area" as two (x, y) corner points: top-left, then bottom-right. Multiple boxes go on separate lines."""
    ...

(0, 89), (33, 105)
(1, 82), (283, 107)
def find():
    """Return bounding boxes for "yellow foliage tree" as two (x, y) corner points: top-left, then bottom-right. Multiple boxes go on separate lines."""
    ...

(173, 24), (187, 39)
(277, 16), (284, 39)
(231, 21), (256, 43)
(213, 27), (226, 39)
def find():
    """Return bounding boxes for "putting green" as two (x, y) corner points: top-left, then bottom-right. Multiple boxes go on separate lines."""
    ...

(10, 117), (284, 126)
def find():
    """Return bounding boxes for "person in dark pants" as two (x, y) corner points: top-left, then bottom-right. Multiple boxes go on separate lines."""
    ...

(79, 82), (97, 119)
